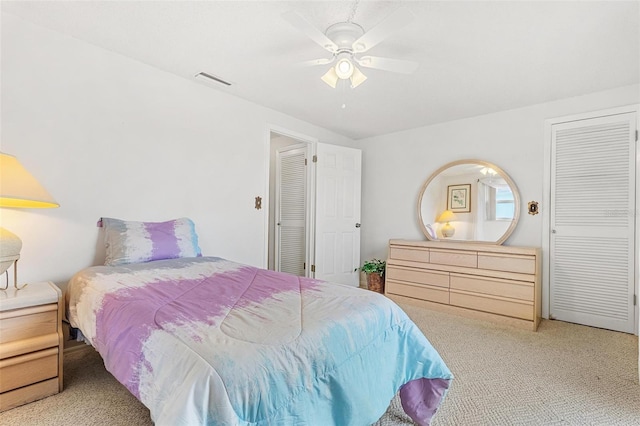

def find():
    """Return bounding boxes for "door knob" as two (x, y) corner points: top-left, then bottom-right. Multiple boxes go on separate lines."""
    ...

(355, 223), (361, 228)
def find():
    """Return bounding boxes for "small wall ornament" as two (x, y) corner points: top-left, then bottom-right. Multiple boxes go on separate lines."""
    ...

(527, 201), (539, 215)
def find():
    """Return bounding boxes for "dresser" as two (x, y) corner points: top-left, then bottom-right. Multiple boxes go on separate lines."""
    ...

(386, 240), (541, 330)
(0, 282), (64, 411)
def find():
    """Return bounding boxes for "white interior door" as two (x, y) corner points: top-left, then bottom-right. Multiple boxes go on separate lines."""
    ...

(550, 112), (637, 333)
(275, 144), (308, 276)
(314, 143), (362, 286)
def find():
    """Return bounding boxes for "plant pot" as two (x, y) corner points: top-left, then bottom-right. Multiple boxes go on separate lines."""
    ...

(366, 272), (384, 294)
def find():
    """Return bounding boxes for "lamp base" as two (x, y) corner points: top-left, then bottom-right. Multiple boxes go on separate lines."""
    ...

(0, 227), (22, 276)
(441, 223), (455, 238)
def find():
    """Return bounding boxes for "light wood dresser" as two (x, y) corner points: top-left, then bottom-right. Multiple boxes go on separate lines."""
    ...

(386, 240), (541, 330)
(0, 282), (63, 411)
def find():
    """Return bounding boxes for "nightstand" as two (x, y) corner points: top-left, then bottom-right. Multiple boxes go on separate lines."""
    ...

(0, 281), (63, 411)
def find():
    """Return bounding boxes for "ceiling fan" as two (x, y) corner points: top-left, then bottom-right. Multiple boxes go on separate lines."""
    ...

(283, 7), (418, 89)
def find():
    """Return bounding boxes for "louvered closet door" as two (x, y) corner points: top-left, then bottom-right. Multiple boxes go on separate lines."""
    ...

(276, 146), (307, 276)
(550, 112), (636, 333)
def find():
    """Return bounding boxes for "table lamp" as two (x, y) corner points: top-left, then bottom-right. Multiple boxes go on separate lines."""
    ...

(0, 152), (59, 289)
(437, 210), (457, 238)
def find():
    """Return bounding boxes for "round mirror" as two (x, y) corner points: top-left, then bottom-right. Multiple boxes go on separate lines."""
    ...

(417, 159), (520, 245)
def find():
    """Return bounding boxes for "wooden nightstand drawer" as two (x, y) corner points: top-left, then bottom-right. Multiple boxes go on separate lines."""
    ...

(0, 333), (60, 360)
(0, 305), (58, 345)
(0, 378), (59, 412)
(0, 347), (58, 393)
(0, 282), (63, 411)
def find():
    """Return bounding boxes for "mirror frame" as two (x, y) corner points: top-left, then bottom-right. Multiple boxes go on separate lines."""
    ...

(417, 159), (521, 245)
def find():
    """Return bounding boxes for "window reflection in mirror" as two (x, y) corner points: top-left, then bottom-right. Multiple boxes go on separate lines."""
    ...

(480, 178), (515, 221)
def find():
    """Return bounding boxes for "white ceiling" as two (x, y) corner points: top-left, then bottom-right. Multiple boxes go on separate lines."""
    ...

(2, 1), (638, 140)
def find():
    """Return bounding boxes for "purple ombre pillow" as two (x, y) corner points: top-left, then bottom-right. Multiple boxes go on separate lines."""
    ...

(102, 217), (202, 266)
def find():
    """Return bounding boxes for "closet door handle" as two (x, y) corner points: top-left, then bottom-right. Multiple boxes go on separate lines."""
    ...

(355, 223), (361, 228)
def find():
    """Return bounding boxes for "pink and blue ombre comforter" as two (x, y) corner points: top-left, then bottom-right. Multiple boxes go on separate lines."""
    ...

(67, 257), (451, 425)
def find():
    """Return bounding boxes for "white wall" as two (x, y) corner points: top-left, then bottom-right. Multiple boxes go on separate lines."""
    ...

(0, 13), (355, 289)
(358, 84), (639, 261)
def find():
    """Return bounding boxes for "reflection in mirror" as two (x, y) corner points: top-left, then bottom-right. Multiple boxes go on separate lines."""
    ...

(418, 160), (520, 244)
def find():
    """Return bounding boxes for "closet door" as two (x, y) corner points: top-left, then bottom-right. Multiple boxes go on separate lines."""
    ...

(550, 112), (636, 333)
(275, 145), (308, 276)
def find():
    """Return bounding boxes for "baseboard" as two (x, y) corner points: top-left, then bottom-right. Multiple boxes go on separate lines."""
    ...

(63, 343), (92, 354)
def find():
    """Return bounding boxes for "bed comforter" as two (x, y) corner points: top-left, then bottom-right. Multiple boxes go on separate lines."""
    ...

(67, 257), (452, 425)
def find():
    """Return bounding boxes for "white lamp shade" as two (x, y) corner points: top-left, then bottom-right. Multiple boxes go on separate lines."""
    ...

(0, 153), (59, 208)
(350, 66), (367, 88)
(321, 67), (339, 88)
(321, 60), (367, 89)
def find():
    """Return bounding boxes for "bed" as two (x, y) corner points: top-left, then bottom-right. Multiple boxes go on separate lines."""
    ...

(67, 218), (452, 425)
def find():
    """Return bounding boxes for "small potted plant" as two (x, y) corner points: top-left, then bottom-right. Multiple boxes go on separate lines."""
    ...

(359, 258), (386, 293)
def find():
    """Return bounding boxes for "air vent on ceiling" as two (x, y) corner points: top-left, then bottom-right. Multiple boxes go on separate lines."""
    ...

(194, 72), (232, 86)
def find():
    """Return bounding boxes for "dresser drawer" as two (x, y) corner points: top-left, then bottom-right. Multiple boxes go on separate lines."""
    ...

(0, 347), (58, 393)
(450, 274), (533, 301)
(430, 249), (477, 268)
(477, 253), (536, 274)
(387, 266), (449, 288)
(450, 290), (533, 320)
(389, 246), (429, 263)
(386, 280), (449, 304)
(0, 305), (58, 345)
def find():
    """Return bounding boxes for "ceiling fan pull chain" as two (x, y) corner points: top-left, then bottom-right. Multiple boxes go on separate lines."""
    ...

(347, 0), (361, 23)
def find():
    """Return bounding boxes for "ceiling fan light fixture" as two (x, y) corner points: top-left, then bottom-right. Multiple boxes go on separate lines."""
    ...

(284, 7), (417, 89)
(350, 66), (367, 88)
(321, 67), (339, 88)
(335, 58), (354, 79)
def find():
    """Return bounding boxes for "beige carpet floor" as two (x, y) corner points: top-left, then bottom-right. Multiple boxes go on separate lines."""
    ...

(1, 303), (638, 425)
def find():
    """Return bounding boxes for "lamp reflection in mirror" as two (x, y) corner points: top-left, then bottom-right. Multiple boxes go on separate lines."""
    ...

(0, 153), (59, 289)
(437, 210), (457, 238)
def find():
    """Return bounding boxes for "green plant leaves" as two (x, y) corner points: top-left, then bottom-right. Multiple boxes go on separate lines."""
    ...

(358, 258), (386, 276)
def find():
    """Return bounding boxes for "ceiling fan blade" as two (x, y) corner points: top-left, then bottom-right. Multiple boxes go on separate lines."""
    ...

(352, 7), (415, 53)
(321, 67), (339, 88)
(356, 56), (419, 74)
(299, 57), (335, 67)
(282, 11), (338, 53)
